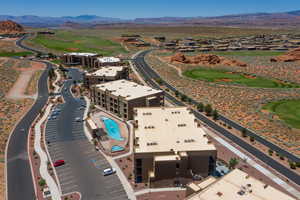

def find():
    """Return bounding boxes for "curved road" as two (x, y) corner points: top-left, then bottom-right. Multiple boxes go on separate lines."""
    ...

(133, 50), (300, 185)
(6, 35), (51, 200)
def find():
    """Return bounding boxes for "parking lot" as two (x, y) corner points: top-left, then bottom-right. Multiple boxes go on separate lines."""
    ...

(44, 73), (127, 199)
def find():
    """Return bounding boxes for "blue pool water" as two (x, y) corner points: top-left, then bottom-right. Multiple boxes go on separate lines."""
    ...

(101, 117), (124, 141)
(111, 145), (125, 152)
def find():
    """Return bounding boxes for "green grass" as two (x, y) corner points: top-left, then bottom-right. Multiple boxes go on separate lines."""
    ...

(0, 51), (33, 57)
(51, 59), (62, 65)
(183, 68), (300, 88)
(30, 30), (127, 56)
(207, 51), (285, 57)
(263, 100), (300, 129)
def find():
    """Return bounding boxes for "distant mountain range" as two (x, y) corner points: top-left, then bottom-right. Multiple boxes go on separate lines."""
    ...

(1, 10), (300, 28)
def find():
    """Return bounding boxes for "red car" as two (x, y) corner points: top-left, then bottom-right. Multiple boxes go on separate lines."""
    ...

(53, 160), (65, 167)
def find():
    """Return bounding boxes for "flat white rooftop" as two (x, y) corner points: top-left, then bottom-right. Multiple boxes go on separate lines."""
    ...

(86, 66), (125, 77)
(97, 57), (120, 63)
(134, 107), (216, 154)
(187, 169), (295, 200)
(63, 52), (98, 56)
(95, 79), (162, 100)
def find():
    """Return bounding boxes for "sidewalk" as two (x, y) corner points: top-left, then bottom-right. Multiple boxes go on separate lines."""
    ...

(34, 104), (61, 200)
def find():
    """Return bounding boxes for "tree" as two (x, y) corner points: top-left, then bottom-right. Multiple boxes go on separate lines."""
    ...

(181, 94), (187, 102)
(289, 161), (296, 169)
(241, 128), (247, 137)
(250, 136), (255, 142)
(175, 91), (179, 97)
(268, 149), (273, 156)
(212, 109), (219, 120)
(204, 104), (213, 116)
(155, 78), (163, 85)
(187, 98), (192, 104)
(197, 103), (204, 112)
(228, 158), (239, 169)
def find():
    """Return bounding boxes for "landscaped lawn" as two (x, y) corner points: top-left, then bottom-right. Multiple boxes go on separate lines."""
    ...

(30, 30), (127, 56)
(0, 51), (33, 57)
(263, 100), (300, 129)
(183, 67), (299, 88)
(208, 51), (285, 57)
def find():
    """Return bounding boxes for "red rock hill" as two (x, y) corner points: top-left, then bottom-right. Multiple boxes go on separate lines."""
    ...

(170, 53), (247, 67)
(0, 20), (24, 34)
(271, 48), (300, 62)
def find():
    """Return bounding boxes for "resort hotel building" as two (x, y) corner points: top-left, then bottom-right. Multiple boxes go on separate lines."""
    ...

(185, 168), (296, 200)
(61, 52), (122, 68)
(61, 52), (99, 66)
(93, 57), (122, 67)
(133, 107), (216, 185)
(83, 66), (129, 88)
(91, 79), (164, 120)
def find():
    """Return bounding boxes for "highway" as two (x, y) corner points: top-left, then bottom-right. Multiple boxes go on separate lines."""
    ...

(44, 68), (127, 200)
(133, 50), (300, 185)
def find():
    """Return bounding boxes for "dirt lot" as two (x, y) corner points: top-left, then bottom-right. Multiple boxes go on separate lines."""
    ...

(0, 38), (23, 52)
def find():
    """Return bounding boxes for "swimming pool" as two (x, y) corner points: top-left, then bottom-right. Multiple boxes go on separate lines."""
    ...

(101, 117), (124, 141)
(111, 145), (125, 152)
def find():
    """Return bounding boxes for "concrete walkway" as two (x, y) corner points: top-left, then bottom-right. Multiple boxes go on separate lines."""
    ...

(83, 96), (93, 141)
(34, 104), (61, 200)
(113, 121), (134, 160)
(134, 187), (186, 196)
(204, 127), (300, 199)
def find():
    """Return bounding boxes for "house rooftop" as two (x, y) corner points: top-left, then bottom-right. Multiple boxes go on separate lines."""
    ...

(95, 79), (162, 100)
(134, 107), (216, 154)
(187, 169), (295, 200)
(86, 66), (125, 77)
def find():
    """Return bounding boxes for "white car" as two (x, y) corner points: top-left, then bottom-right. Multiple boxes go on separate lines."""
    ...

(103, 168), (116, 176)
(75, 117), (82, 122)
(42, 187), (51, 198)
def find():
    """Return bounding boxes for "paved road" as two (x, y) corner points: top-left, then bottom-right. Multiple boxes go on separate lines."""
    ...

(16, 34), (45, 54)
(133, 50), (300, 185)
(6, 62), (51, 200)
(45, 68), (127, 200)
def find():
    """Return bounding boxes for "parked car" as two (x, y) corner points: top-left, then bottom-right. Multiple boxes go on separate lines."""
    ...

(53, 160), (65, 167)
(75, 117), (82, 122)
(103, 168), (116, 176)
(42, 187), (51, 198)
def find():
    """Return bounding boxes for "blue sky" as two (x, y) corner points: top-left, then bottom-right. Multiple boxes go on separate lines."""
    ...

(1, 0), (300, 19)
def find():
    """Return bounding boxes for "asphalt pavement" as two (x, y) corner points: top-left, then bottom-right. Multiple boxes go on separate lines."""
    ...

(6, 63), (51, 200)
(133, 50), (300, 185)
(44, 68), (127, 200)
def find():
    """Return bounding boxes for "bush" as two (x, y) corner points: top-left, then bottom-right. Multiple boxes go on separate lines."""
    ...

(197, 103), (204, 112)
(38, 179), (46, 187)
(204, 104), (213, 116)
(289, 161), (296, 169)
(212, 109), (219, 120)
(268, 149), (273, 156)
(241, 128), (247, 137)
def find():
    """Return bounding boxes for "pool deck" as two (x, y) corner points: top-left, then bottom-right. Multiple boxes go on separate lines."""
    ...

(91, 110), (129, 155)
